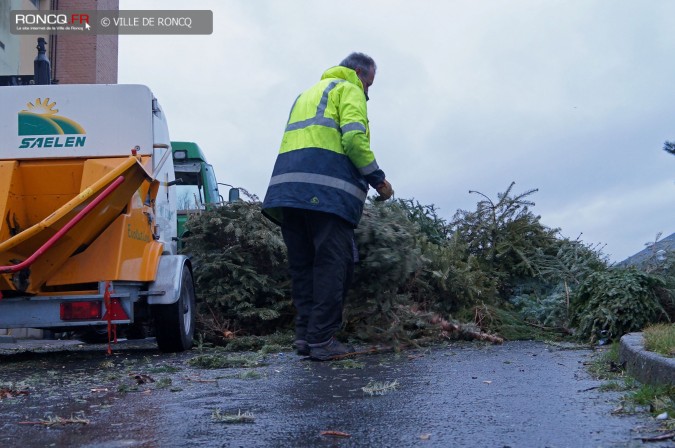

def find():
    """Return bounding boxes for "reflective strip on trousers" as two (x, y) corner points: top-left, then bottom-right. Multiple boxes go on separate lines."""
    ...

(285, 80), (345, 132)
(269, 172), (367, 202)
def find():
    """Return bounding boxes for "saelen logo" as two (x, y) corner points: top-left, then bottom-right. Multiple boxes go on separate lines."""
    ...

(18, 98), (86, 149)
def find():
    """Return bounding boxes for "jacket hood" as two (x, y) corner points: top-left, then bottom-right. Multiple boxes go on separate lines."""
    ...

(321, 66), (363, 90)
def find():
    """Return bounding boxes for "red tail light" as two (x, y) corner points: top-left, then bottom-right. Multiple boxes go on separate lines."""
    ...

(60, 301), (102, 320)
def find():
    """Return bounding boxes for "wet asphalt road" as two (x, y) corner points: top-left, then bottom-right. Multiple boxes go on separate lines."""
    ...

(0, 339), (668, 448)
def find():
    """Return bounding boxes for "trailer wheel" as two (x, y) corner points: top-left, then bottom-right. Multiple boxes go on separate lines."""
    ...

(153, 265), (196, 352)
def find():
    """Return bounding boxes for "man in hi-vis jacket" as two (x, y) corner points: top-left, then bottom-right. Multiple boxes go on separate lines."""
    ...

(262, 52), (394, 361)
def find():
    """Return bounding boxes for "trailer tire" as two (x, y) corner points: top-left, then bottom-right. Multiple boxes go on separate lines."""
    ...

(153, 265), (196, 352)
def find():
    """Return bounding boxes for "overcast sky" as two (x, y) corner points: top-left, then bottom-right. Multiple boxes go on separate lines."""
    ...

(118, 0), (675, 262)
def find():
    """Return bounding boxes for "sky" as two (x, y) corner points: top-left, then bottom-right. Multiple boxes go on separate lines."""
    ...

(118, 0), (675, 262)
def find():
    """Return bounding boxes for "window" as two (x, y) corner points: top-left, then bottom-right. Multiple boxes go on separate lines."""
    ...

(174, 161), (206, 211)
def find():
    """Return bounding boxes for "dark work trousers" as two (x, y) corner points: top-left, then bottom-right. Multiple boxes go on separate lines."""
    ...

(281, 208), (354, 345)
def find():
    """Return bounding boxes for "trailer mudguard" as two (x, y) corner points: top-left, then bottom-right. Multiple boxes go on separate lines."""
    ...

(146, 254), (192, 305)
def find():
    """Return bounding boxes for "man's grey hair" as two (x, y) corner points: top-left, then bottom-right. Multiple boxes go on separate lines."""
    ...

(340, 52), (376, 75)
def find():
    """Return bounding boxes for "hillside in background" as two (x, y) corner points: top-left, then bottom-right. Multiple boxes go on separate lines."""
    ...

(620, 232), (675, 268)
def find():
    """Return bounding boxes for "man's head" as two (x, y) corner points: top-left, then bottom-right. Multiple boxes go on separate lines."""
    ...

(340, 52), (376, 100)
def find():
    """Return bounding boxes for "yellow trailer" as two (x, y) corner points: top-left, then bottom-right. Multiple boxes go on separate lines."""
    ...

(0, 84), (196, 352)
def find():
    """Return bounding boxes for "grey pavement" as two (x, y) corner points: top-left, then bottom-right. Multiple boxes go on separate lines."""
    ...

(0, 339), (668, 447)
(0, 337), (83, 350)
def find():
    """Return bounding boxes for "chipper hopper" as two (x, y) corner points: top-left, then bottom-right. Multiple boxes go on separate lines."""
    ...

(0, 84), (196, 352)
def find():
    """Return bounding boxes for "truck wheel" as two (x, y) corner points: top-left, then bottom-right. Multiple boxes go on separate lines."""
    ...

(153, 265), (196, 352)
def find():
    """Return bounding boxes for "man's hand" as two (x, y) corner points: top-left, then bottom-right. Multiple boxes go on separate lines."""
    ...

(375, 179), (394, 201)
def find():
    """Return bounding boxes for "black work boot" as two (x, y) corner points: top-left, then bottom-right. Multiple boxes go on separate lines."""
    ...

(294, 340), (310, 356)
(309, 337), (355, 361)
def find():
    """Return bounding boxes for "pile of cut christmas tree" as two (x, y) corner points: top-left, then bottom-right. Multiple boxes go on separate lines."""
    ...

(183, 183), (674, 349)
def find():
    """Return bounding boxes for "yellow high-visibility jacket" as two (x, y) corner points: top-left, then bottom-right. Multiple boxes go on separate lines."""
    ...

(262, 66), (385, 226)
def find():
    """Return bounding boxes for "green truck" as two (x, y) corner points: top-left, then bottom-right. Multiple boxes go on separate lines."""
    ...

(171, 141), (235, 243)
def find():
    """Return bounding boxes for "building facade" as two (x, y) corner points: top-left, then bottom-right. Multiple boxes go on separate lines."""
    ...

(0, 0), (119, 84)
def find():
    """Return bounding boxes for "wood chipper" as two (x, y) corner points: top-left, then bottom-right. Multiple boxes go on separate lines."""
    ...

(0, 84), (196, 352)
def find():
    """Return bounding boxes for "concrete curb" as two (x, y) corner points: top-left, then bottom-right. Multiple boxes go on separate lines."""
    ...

(619, 332), (675, 386)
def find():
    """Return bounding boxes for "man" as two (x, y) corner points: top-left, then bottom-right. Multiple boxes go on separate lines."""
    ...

(262, 52), (394, 361)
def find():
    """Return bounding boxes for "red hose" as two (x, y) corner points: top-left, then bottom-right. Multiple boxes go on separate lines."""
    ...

(0, 175), (126, 274)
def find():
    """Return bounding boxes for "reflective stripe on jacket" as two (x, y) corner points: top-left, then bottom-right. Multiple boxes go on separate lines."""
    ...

(262, 66), (385, 226)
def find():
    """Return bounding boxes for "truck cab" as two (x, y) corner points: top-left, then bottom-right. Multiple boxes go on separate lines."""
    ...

(171, 141), (222, 243)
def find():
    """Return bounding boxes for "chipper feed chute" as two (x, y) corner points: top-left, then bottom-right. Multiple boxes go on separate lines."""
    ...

(0, 156), (153, 294)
